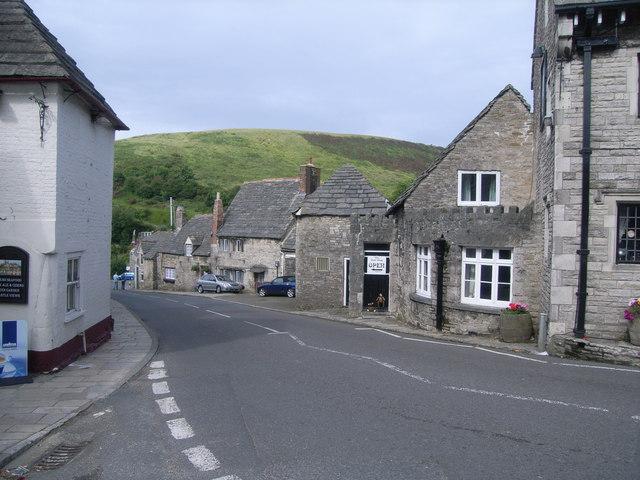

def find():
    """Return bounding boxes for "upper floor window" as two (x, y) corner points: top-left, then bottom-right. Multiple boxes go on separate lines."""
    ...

(458, 171), (500, 206)
(235, 239), (244, 252)
(66, 257), (81, 312)
(415, 245), (431, 297)
(219, 238), (230, 252)
(461, 247), (512, 307)
(617, 203), (640, 264)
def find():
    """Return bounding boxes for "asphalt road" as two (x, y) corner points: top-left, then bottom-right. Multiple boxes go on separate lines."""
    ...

(13, 291), (640, 479)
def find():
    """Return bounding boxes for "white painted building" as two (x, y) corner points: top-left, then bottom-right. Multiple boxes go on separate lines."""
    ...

(0, 1), (127, 372)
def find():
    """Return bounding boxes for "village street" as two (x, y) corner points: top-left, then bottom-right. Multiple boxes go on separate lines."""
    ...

(10, 291), (639, 480)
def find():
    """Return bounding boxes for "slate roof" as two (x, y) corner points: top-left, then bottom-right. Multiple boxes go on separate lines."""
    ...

(0, 0), (127, 130)
(156, 214), (213, 257)
(387, 84), (530, 214)
(217, 179), (305, 240)
(281, 225), (296, 252)
(296, 165), (388, 217)
(140, 231), (172, 260)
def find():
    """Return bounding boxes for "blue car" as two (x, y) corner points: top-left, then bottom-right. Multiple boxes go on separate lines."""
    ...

(257, 276), (296, 298)
(120, 272), (134, 281)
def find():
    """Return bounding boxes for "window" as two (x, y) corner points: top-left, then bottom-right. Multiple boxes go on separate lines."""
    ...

(617, 203), (640, 264)
(234, 239), (244, 252)
(185, 239), (193, 257)
(457, 171), (500, 206)
(219, 238), (230, 252)
(164, 267), (176, 282)
(316, 257), (330, 271)
(235, 270), (244, 284)
(66, 258), (80, 312)
(461, 247), (512, 307)
(272, 277), (284, 284)
(415, 245), (431, 297)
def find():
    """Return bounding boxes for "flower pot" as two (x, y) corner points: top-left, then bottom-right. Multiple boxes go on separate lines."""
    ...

(499, 312), (533, 343)
(629, 320), (640, 346)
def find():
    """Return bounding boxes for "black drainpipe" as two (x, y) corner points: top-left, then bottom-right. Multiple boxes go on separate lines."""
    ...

(433, 236), (447, 331)
(573, 8), (618, 338)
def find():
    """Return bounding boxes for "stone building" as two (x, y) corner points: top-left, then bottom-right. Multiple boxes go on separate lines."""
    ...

(532, 1), (640, 341)
(387, 85), (538, 335)
(295, 165), (389, 310)
(212, 163), (318, 290)
(0, 1), (127, 371)
(129, 230), (172, 290)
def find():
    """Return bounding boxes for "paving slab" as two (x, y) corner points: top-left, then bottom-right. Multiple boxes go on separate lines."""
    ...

(0, 299), (157, 467)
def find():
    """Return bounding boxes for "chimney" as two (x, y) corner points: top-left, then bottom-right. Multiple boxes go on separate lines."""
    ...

(299, 157), (320, 195)
(212, 192), (224, 243)
(175, 206), (185, 231)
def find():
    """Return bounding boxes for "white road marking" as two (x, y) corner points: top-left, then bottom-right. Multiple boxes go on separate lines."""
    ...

(166, 418), (195, 439)
(148, 369), (167, 380)
(555, 362), (640, 373)
(166, 299), (179, 303)
(355, 327), (402, 338)
(474, 347), (548, 364)
(152, 381), (170, 395)
(632, 415), (640, 422)
(184, 303), (200, 309)
(182, 445), (220, 471)
(156, 397), (180, 414)
(92, 408), (112, 417)
(206, 309), (231, 318)
(280, 333), (610, 414)
(403, 337), (474, 348)
(243, 320), (282, 334)
(212, 476), (242, 480)
(150, 360), (165, 369)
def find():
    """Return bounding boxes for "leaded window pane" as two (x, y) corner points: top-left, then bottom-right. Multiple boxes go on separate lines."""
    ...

(617, 203), (640, 263)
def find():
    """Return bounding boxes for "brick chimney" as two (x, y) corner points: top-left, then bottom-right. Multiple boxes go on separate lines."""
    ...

(212, 192), (224, 243)
(299, 158), (320, 195)
(175, 206), (185, 231)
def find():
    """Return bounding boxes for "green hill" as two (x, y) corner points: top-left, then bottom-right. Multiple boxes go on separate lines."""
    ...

(113, 129), (441, 233)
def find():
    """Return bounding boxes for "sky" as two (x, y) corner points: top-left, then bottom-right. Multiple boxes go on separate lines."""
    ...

(29, 0), (536, 147)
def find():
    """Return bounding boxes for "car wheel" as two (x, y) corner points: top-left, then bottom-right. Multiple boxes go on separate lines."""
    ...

(197, 285), (204, 294)
(215, 286), (222, 294)
(286, 288), (295, 298)
(258, 288), (266, 297)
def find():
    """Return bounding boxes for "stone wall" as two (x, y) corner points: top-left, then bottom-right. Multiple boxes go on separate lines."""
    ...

(536, 11), (640, 340)
(213, 237), (282, 291)
(156, 253), (210, 292)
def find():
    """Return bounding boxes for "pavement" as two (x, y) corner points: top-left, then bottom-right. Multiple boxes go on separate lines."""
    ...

(6, 290), (638, 479)
(0, 300), (156, 468)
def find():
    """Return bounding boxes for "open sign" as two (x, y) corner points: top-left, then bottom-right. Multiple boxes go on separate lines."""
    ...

(366, 256), (388, 275)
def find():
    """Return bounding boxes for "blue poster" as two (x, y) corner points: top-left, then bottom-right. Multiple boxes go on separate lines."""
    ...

(0, 320), (27, 379)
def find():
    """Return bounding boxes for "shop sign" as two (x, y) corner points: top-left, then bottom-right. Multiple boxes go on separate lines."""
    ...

(366, 255), (388, 275)
(0, 247), (28, 304)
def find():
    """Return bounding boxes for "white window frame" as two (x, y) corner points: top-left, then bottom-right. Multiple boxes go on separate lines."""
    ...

(457, 171), (501, 207)
(164, 267), (176, 282)
(66, 257), (81, 314)
(460, 247), (512, 307)
(415, 245), (431, 297)
(185, 238), (193, 257)
(219, 238), (230, 252)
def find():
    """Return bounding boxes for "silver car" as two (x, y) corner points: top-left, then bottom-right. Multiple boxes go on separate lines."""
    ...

(196, 274), (244, 294)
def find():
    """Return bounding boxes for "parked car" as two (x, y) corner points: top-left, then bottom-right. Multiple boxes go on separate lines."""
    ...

(120, 272), (134, 281)
(196, 274), (244, 293)
(257, 276), (296, 298)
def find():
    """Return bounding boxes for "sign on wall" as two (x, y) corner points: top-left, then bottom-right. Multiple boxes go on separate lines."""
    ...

(0, 246), (29, 304)
(0, 320), (28, 382)
(365, 256), (388, 276)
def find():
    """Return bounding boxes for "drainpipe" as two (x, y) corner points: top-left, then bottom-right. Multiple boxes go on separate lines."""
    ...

(574, 41), (592, 339)
(433, 236), (447, 331)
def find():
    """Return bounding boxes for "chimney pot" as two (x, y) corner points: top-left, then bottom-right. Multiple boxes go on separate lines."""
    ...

(299, 161), (320, 195)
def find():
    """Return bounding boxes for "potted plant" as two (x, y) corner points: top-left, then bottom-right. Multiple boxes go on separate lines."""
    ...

(499, 302), (533, 343)
(624, 298), (640, 346)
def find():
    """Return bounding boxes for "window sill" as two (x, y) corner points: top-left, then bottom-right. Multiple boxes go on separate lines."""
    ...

(163, 279), (175, 284)
(65, 309), (85, 323)
(410, 292), (432, 304)
(409, 294), (502, 315)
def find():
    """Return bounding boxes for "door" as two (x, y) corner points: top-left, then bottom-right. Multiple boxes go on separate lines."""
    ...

(363, 246), (390, 311)
(271, 277), (285, 295)
(343, 258), (350, 307)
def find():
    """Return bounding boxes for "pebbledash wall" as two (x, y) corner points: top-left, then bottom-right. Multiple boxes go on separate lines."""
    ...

(0, 82), (115, 371)
(533, 2), (640, 340)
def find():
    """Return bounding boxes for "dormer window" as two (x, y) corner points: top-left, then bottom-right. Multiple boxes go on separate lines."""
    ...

(185, 237), (193, 257)
(457, 171), (500, 206)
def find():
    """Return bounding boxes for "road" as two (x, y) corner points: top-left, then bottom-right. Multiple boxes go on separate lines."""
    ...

(13, 290), (640, 479)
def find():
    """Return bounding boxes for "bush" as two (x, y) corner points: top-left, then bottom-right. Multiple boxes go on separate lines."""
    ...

(111, 205), (154, 246)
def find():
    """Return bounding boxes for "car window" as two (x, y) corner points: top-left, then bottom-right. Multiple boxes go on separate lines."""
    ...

(272, 277), (284, 284)
(217, 276), (231, 282)
(284, 276), (295, 283)
(203, 274), (213, 281)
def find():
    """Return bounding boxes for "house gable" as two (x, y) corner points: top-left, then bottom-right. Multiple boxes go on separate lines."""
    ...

(389, 85), (533, 213)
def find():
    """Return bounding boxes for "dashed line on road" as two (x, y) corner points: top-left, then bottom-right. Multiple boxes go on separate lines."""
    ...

(212, 476), (242, 480)
(184, 303), (200, 309)
(244, 320), (283, 334)
(355, 327), (402, 338)
(166, 299), (180, 303)
(474, 347), (548, 364)
(148, 369), (167, 380)
(403, 337), (474, 348)
(555, 362), (640, 373)
(150, 360), (165, 369)
(206, 309), (231, 318)
(166, 418), (195, 439)
(182, 445), (221, 472)
(152, 381), (170, 395)
(156, 397), (181, 415)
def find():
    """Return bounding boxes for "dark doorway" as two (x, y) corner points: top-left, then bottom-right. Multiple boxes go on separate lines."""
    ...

(363, 244), (390, 311)
(343, 258), (350, 306)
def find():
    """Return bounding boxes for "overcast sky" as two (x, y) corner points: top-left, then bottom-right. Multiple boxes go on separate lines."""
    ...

(30, 0), (535, 146)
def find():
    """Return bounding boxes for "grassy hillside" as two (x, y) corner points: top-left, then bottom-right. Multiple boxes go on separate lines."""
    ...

(113, 129), (441, 230)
